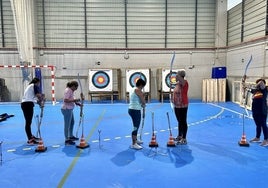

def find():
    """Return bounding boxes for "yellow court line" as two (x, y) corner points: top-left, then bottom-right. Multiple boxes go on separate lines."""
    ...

(57, 109), (106, 188)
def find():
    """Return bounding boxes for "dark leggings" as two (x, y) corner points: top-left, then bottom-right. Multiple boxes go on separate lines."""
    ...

(21, 102), (34, 140)
(174, 107), (188, 139)
(253, 113), (268, 140)
(128, 109), (141, 136)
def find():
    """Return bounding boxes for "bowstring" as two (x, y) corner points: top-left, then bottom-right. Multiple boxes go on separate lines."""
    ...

(139, 72), (145, 141)
(241, 55), (253, 117)
(169, 51), (176, 110)
(76, 73), (84, 137)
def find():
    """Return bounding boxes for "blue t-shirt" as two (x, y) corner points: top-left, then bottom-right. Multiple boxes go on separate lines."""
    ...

(129, 87), (142, 110)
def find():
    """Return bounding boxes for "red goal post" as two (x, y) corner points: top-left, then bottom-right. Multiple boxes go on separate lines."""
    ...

(0, 65), (56, 105)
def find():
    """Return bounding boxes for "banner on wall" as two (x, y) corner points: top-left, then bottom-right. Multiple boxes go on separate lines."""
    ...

(126, 69), (150, 93)
(35, 68), (43, 93)
(89, 69), (113, 91)
(162, 69), (179, 92)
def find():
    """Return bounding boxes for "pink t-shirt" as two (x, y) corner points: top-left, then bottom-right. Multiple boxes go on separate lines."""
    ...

(61, 87), (75, 109)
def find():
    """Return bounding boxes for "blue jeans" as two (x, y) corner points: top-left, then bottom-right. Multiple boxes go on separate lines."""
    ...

(128, 109), (141, 136)
(61, 108), (75, 140)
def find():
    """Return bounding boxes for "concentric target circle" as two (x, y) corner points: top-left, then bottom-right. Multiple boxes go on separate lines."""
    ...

(165, 71), (177, 89)
(91, 71), (110, 89)
(129, 72), (147, 87)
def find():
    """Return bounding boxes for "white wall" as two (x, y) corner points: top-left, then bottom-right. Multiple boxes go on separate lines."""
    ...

(0, 49), (224, 102)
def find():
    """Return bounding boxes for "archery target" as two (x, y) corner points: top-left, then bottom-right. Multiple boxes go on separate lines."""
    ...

(162, 69), (179, 92)
(89, 69), (113, 91)
(126, 69), (150, 92)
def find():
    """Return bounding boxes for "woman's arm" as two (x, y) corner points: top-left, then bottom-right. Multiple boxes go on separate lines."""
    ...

(135, 88), (146, 107)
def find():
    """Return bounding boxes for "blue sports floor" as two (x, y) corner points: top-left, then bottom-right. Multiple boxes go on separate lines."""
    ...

(0, 100), (268, 188)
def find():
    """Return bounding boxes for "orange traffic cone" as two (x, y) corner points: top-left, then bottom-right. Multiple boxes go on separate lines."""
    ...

(167, 135), (176, 147)
(35, 138), (47, 152)
(76, 135), (89, 149)
(149, 134), (158, 148)
(238, 134), (249, 147)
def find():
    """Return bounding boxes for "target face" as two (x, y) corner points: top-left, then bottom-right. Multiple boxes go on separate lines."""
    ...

(126, 69), (150, 92)
(162, 69), (178, 92)
(165, 72), (177, 89)
(89, 69), (113, 91)
(129, 72), (147, 88)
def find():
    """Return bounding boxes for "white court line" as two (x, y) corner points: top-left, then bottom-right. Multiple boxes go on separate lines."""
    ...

(7, 149), (16, 152)
(52, 145), (61, 148)
(5, 103), (231, 152)
(23, 148), (32, 151)
(208, 103), (252, 119)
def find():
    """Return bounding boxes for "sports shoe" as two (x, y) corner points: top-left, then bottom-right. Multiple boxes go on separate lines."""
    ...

(32, 136), (41, 141)
(136, 140), (143, 145)
(131, 143), (143, 150)
(65, 140), (75, 145)
(27, 139), (39, 145)
(260, 140), (268, 147)
(249, 137), (261, 143)
(176, 138), (187, 145)
(69, 136), (79, 141)
(174, 136), (182, 141)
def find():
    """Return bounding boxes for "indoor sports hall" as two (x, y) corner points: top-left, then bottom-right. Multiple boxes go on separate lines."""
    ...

(0, 100), (267, 187)
(1, 0), (268, 188)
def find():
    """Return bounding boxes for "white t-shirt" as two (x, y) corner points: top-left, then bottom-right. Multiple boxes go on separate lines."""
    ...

(21, 84), (38, 103)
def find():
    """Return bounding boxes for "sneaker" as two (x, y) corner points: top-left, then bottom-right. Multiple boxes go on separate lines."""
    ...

(176, 138), (187, 145)
(136, 140), (143, 145)
(32, 136), (41, 141)
(174, 136), (182, 141)
(249, 137), (261, 143)
(131, 143), (143, 150)
(69, 136), (79, 141)
(65, 140), (75, 145)
(27, 139), (39, 145)
(260, 140), (268, 146)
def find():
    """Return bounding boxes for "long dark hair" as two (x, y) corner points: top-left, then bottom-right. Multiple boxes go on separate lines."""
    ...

(136, 79), (146, 87)
(66, 81), (78, 88)
(29, 77), (40, 85)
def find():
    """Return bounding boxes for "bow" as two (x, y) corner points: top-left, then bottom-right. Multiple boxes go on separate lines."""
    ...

(76, 73), (85, 137)
(169, 51), (176, 110)
(241, 55), (252, 116)
(36, 94), (45, 139)
(139, 71), (145, 141)
(77, 73), (84, 117)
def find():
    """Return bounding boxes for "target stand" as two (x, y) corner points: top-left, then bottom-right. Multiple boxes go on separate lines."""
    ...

(88, 91), (119, 103)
